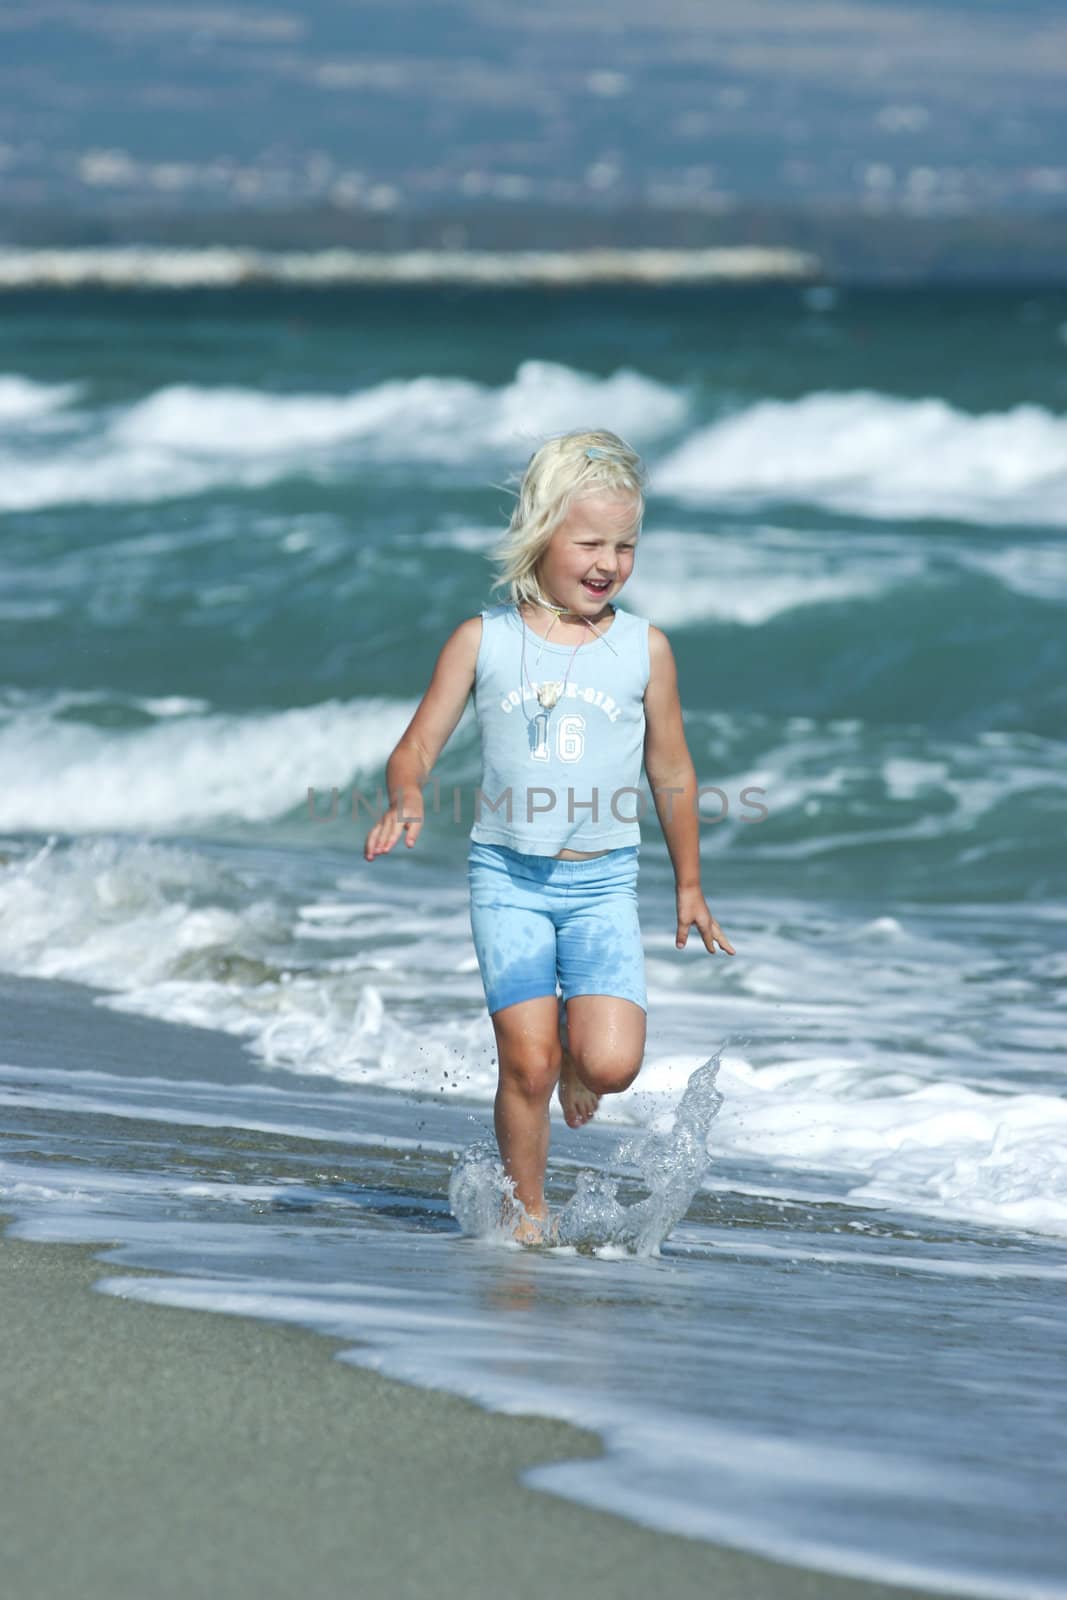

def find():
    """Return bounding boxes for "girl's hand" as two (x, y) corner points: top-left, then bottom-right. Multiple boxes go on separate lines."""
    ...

(676, 887), (735, 954)
(364, 795), (424, 859)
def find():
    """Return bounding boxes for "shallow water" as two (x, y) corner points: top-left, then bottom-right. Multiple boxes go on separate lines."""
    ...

(1, 1010), (1065, 1599)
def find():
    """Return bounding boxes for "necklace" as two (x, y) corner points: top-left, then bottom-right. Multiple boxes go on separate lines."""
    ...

(517, 597), (617, 759)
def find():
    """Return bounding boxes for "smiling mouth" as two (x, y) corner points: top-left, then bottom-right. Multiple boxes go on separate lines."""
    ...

(582, 578), (611, 592)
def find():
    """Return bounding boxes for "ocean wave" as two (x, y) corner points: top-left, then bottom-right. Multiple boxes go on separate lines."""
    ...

(0, 244), (818, 291)
(0, 359), (685, 510)
(625, 525), (928, 625)
(644, 1051), (1067, 1239)
(0, 693), (418, 831)
(114, 360), (684, 457)
(0, 373), (81, 422)
(654, 391), (1067, 525)
(5, 371), (1064, 525)
(0, 691), (1061, 899)
(0, 835), (485, 1091)
(957, 542), (1067, 602)
(696, 716), (1067, 897)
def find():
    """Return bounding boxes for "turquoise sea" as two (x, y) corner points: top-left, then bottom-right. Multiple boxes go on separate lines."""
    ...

(1, 279), (1065, 1597)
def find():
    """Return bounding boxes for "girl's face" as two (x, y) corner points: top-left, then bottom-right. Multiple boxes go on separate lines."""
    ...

(534, 490), (641, 616)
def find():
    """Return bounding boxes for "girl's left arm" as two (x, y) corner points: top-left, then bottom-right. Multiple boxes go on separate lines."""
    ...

(643, 626), (735, 955)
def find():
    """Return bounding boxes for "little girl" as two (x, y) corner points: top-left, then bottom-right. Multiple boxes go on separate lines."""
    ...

(365, 428), (734, 1244)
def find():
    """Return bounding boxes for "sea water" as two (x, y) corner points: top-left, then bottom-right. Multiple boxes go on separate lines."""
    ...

(1, 279), (1065, 1596)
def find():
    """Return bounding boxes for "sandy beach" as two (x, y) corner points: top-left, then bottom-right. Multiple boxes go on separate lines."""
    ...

(1, 1208), (984, 1600)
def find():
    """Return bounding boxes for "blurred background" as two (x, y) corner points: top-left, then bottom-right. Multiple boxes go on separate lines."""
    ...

(3, 0), (1067, 274)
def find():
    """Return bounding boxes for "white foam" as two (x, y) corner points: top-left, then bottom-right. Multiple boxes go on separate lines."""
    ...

(0, 693), (416, 830)
(0, 443), (278, 510)
(0, 360), (684, 510)
(0, 838), (489, 1101)
(0, 373), (80, 422)
(625, 525), (925, 625)
(114, 360), (684, 460)
(654, 391), (1067, 525)
(708, 1056), (1067, 1238)
(958, 542), (1067, 601)
(418, 523), (501, 552)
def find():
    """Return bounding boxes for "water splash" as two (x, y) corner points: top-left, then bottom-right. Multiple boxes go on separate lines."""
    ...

(556, 1055), (724, 1256)
(448, 1136), (523, 1243)
(449, 1054), (724, 1256)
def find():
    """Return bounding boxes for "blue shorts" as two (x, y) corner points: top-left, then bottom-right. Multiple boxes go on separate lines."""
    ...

(467, 842), (647, 1017)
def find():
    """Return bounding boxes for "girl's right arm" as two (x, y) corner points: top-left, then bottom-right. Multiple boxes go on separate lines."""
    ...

(364, 616), (482, 860)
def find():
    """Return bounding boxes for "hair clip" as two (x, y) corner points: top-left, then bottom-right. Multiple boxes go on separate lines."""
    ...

(585, 446), (612, 460)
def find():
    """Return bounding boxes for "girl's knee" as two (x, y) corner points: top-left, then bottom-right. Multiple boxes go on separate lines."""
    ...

(498, 1042), (563, 1103)
(571, 1046), (642, 1097)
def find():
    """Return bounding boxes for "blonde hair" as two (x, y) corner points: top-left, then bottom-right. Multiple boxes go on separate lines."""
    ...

(488, 429), (646, 608)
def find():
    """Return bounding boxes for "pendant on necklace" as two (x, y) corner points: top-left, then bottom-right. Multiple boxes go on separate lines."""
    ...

(536, 680), (564, 710)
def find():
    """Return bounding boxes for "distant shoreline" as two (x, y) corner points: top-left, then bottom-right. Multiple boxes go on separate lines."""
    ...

(0, 243), (818, 291)
(3, 202), (1067, 286)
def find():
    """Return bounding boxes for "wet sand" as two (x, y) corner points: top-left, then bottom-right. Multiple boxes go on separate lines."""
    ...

(0, 969), (977, 1599)
(0, 1211), (977, 1600)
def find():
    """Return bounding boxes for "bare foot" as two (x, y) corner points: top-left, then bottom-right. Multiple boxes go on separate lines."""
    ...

(557, 1045), (600, 1129)
(500, 1196), (555, 1246)
(513, 1210), (552, 1245)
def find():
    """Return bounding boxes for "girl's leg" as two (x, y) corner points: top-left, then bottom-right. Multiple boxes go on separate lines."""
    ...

(468, 848), (561, 1239)
(555, 854), (648, 1126)
(563, 994), (646, 1109)
(556, 997), (600, 1129)
(490, 994), (562, 1238)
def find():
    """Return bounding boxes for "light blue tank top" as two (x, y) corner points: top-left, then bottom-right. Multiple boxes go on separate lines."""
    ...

(470, 602), (651, 855)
